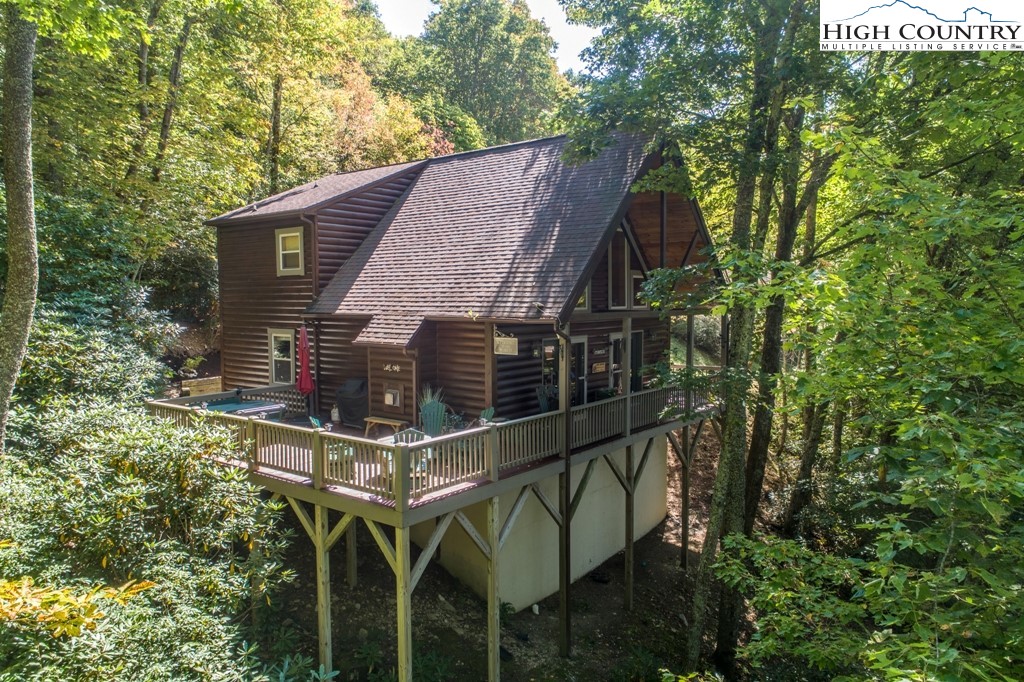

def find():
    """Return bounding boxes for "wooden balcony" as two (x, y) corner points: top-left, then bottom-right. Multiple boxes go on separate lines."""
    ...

(146, 375), (720, 525)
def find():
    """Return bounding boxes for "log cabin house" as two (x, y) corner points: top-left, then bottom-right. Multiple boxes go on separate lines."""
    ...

(150, 134), (722, 681)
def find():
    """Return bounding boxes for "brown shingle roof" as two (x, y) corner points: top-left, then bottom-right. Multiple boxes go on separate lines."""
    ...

(305, 135), (651, 344)
(206, 160), (425, 225)
(354, 313), (425, 347)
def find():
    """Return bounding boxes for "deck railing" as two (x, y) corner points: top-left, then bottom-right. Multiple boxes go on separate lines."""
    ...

(321, 432), (396, 500)
(494, 411), (562, 470)
(407, 426), (492, 499)
(145, 375), (721, 509)
(570, 394), (627, 449)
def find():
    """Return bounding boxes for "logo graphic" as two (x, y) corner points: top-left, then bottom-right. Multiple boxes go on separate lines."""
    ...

(820, 0), (1024, 51)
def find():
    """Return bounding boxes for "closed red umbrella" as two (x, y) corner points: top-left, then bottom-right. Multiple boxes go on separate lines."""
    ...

(295, 325), (315, 398)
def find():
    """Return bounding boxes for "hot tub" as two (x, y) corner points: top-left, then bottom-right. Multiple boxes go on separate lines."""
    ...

(202, 398), (287, 420)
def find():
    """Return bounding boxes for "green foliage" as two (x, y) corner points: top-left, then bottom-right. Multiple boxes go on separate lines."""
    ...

(0, 401), (296, 679)
(15, 293), (174, 405)
(423, 0), (564, 145)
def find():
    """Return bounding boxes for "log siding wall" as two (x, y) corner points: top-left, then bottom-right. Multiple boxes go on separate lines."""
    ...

(315, 170), (420, 291)
(315, 317), (370, 411)
(218, 222), (315, 390)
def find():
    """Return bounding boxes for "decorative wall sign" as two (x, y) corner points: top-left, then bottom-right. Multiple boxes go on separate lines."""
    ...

(493, 329), (519, 356)
(592, 362), (607, 374)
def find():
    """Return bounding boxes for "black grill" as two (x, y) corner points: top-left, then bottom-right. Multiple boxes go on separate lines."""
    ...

(336, 378), (369, 428)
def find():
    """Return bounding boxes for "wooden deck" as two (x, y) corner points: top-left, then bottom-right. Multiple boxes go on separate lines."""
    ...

(147, 380), (720, 526)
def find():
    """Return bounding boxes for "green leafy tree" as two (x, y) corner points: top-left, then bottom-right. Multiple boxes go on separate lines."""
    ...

(423, 0), (563, 144)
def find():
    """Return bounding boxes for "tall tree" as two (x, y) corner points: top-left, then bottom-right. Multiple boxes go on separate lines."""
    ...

(424, 0), (563, 144)
(0, 2), (38, 453)
(0, 0), (131, 449)
(562, 0), (857, 670)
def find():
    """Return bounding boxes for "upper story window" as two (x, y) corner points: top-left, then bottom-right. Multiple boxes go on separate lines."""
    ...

(610, 223), (648, 310)
(609, 230), (628, 308)
(276, 227), (304, 276)
(575, 283), (590, 312)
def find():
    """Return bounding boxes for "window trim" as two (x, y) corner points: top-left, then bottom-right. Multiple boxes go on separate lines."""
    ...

(268, 328), (296, 385)
(275, 226), (304, 277)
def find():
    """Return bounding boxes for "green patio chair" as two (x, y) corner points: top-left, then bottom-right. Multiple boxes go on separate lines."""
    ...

(420, 400), (446, 437)
(479, 406), (495, 423)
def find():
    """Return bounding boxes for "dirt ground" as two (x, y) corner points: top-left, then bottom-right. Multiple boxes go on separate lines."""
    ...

(274, 426), (720, 681)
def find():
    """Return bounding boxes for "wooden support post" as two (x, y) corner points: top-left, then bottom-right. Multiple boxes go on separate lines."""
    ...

(556, 329), (572, 657)
(682, 426), (691, 570)
(624, 445), (635, 611)
(487, 496), (500, 682)
(312, 428), (324, 489)
(395, 443), (410, 515)
(623, 317), (632, 435)
(246, 417), (257, 472)
(346, 523), (358, 588)
(396, 526), (413, 682)
(314, 505), (333, 673)
(558, 470), (570, 657)
(488, 425), (499, 482)
(686, 314), (695, 414)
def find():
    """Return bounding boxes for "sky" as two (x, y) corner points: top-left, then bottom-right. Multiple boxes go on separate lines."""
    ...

(372, 0), (599, 73)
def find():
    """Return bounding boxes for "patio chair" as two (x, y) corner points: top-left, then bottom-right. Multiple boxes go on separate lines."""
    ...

(392, 428), (426, 444)
(420, 400), (446, 437)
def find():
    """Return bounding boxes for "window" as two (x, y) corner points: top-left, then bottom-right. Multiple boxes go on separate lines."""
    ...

(609, 230), (627, 308)
(632, 272), (648, 308)
(609, 224), (649, 310)
(276, 227), (304, 276)
(269, 329), (295, 384)
(575, 283), (590, 311)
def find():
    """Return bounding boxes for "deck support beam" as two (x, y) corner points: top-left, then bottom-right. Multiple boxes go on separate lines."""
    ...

(314, 505), (333, 673)
(556, 326), (572, 658)
(624, 444), (635, 611)
(486, 496), (501, 682)
(395, 526), (412, 682)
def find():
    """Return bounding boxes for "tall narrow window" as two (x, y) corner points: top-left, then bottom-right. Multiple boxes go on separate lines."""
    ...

(269, 329), (295, 384)
(609, 230), (627, 308)
(276, 227), (304, 276)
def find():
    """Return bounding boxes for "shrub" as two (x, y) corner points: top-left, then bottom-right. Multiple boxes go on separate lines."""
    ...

(0, 402), (296, 680)
(15, 293), (176, 405)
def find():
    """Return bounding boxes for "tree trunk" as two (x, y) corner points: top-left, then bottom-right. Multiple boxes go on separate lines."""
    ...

(267, 72), (284, 195)
(125, 0), (165, 180)
(782, 399), (828, 536)
(684, 3), (784, 667)
(150, 14), (194, 183)
(743, 106), (805, 536)
(0, 6), (39, 454)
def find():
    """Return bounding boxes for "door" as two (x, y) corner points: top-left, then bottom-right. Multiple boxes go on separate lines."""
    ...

(570, 340), (587, 406)
(630, 330), (644, 392)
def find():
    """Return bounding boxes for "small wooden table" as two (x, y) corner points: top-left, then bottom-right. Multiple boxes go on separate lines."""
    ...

(364, 416), (408, 438)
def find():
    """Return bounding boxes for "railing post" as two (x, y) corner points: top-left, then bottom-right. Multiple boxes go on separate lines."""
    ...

(312, 428), (325, 489)
(246, 418), (257, 473)
(488, 425), (499, 482)
(395, 443), (410, 515)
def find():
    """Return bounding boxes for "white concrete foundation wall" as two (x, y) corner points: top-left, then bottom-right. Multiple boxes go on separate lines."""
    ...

(410, 436), (668, 611)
